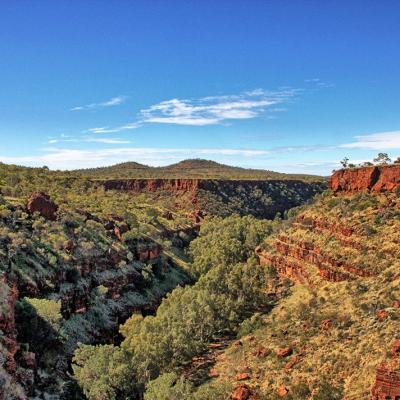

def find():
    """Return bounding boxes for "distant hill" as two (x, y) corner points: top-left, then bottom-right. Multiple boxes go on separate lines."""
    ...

(75, 158), (325, 182)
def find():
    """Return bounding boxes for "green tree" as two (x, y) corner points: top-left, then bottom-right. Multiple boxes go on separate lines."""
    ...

(373, 152), (391, 164)
(72, 345), (134, 400)
(144, 373), (193, 400)
(340, 157), (349, 168)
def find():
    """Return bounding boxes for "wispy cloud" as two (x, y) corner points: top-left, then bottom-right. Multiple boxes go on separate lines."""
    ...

(70, 96), (127, 111)
(46, 136), (130, 145)
(84, 137), (130, 144)
(341, 131), (400, 149)
(87, 122), (141, 134)
(305, 78), (335, 88)
(83, 88), (297, 132)
(138, 89), (297, 126)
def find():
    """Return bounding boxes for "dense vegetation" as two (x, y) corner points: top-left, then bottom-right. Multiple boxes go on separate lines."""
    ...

(72, 215), (281, 399)
(197, 180), (323, 219)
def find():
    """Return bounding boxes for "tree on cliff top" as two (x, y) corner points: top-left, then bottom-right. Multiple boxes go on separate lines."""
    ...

(373, 152), (391, 164)
(340, 157), (349, 168)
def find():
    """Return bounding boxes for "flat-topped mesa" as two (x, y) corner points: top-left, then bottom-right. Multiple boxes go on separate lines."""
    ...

(103, 178), (201, 193)
(331, 164), (400, 193)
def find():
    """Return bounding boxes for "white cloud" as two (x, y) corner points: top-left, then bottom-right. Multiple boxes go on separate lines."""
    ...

(70, 96), (127, 111)
(84, 138), (131, 144)
(341, 131), (400, 149)
(81, 88), (297, 132)
(87, 122), (141, 134)
(139, 89), (297, 126)
(47, 135), (131, 145)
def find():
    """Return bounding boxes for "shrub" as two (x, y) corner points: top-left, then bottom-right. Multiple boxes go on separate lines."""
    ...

(144, 372), (193, 400)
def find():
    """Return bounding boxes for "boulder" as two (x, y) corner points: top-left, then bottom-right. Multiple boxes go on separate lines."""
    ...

(27, 192), (58, 220)
(276, 347), (293, 358)
(230, 384), (257, 400)
(236, 373), (250, 381)
(284, 355), (299, 370)
(253, 346), (269, 358)
(376, 309), (388, 320)
(277, 385), (288, 397)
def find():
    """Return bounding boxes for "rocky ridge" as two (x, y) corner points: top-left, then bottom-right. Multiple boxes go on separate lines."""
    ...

(331, 164), (400, 193)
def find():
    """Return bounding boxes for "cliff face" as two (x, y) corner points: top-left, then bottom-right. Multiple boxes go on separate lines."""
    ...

(331, 164), (400, 193)
(103, 178), (200, 193)
(103, 178), (325, 219)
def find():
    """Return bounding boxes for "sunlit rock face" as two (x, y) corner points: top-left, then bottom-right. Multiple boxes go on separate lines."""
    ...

(331, 165), (400, 193)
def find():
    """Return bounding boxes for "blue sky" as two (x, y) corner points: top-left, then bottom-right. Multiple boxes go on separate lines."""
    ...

(0, 0), (399, 174)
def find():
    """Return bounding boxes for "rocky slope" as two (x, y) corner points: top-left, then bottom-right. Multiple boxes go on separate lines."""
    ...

(0, 193), (192, 399)
(257, 166), (400, 285)
(201, 166), (400, 400)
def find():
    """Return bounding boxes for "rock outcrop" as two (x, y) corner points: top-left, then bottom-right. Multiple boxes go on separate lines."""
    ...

(230, 384), (258, 400)
(371, 340), (400, 399)
(331, 165), (400, 193)
(257, 226), (374, 284)
(27, 192), (58, 220)
(103, 178), (201, 193)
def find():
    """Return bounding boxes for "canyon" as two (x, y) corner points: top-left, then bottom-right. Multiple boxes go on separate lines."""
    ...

(103, 178), (325, 219)
(1, 162), (399, 400)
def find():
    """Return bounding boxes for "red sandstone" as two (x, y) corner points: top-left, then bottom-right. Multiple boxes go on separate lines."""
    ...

(230, 384), (258, 400)
(276, 347), (293, 358)
(331, 165), (400, 193)
(27, 192), (58, 220)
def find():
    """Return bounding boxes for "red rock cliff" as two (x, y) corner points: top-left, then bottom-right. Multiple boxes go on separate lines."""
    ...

(331, 165), (400, 193)
(103, 178), (200, 193)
